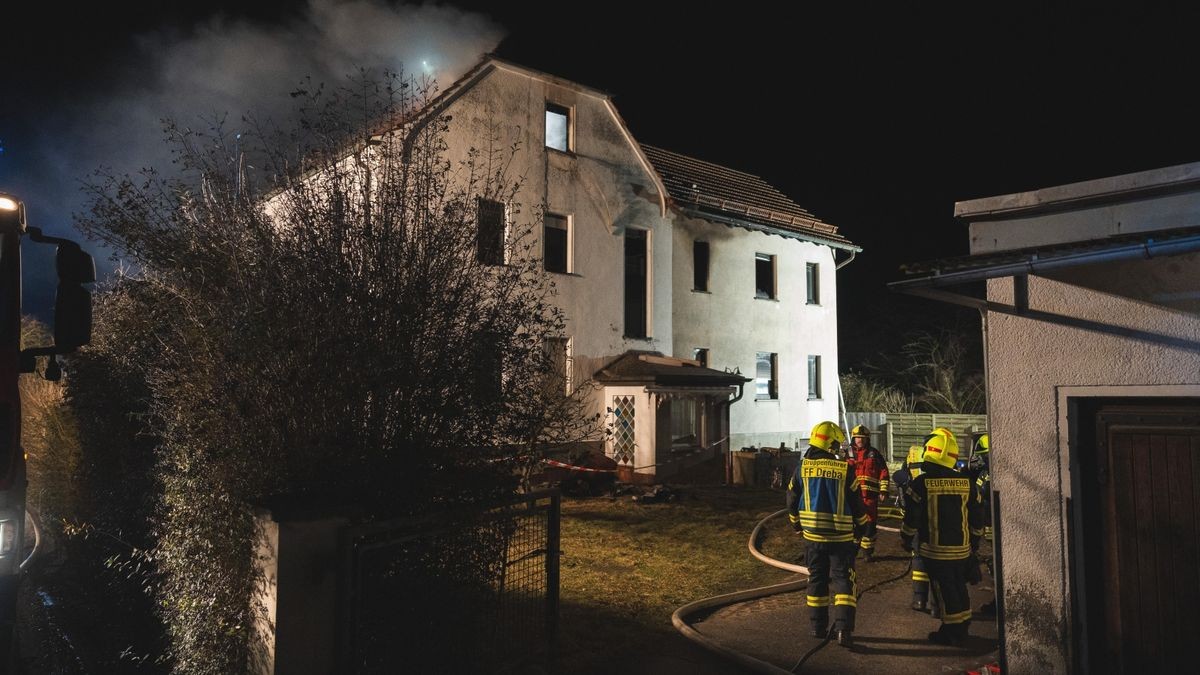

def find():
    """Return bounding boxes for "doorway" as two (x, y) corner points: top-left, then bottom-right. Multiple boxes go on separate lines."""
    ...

(1070, 398), (1200, 673)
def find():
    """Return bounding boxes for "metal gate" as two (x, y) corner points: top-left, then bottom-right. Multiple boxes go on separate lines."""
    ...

(339, 490), (560, 673)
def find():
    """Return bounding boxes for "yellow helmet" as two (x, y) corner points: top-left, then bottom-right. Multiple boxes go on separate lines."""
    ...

(975, 433), (990, 455)
(923, 428), (960, 469)
(809, 421), (847, 452)
(850, 424), (870, 439)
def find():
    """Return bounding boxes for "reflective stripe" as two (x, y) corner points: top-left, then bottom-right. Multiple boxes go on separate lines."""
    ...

(807, 595), (831, 607)
(912, 571), (930, 582)
(901, 524), (917, 536)
(943, 609), (972, 624)
(859, 537), (873, 549)
(789, 513), (801, 524)
(834, 593), (857, 607)
(803, 531), (856, 543)
(919, 543), (971, 560)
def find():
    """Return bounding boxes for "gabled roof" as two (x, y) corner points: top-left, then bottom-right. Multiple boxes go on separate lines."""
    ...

(640, 144), (858, 250)
(594, 351), (749, 387)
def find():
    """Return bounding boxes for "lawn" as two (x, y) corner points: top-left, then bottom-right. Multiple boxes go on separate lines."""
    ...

(553, 481), (798, 673)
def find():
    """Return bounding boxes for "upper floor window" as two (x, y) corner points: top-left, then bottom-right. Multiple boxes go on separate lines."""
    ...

(693, 240), (710, 291)
(806, 262), (820, 305)
(545, 103), (571, 152)
(544, 213), (571, 274)
(756, 352), (778, 400)
(477, 198), (506, 266)
(624, 229), (648, 339)
(808, 355), (822, 400)
(755, 253), (776, 299)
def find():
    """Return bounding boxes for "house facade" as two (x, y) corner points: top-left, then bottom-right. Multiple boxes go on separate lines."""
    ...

(414, 57), (859, 479)
(892, 163), (1200, 673)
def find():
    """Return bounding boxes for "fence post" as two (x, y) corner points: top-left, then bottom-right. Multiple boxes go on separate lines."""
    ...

(546, 491), (561, 647)
(884, 422), (895, 462)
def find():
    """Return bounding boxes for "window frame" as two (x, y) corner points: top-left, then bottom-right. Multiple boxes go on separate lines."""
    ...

(755, 351), (778, 401)
(545, 102), (573, 153)
(806, 262), (821, 305)
(476, 198), (508, 266)
(543, 212), (572, 274)
(755, 253), (776, 300)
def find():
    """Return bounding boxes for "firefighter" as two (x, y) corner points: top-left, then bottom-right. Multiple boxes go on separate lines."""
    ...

(892, 440), (931, 612)
(971, 434), (997, 615)
(849, 425), (889, 562)
(900, 428), (985, 646)
(786, 421), (869, 647)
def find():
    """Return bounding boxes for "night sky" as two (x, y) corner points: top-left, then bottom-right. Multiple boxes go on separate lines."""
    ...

(5, 2), (1199, 369)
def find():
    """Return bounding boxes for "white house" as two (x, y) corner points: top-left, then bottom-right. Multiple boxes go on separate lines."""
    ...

(892, 162), (1200, 673)
(398, 56), (859, 480)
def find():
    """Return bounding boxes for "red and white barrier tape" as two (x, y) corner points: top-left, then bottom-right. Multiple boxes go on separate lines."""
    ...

(543, 458), (617, 473)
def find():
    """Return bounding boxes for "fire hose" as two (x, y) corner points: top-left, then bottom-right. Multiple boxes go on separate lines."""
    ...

(671, 507), (909, 674)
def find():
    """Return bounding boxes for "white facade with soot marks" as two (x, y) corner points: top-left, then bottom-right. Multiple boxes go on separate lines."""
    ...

(418, 58), (859, 476)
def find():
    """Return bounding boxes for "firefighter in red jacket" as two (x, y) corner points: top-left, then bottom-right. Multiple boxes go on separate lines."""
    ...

(900, 428), (985, 646)
(849, 425), (889, 562)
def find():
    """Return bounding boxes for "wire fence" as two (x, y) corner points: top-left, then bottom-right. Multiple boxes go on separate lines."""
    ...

(340, 490), (560, 674)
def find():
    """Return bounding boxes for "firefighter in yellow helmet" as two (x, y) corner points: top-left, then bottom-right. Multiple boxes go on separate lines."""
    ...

(900, 428), (986, 646)
(849, 425), (889, 562)
(969, 433), (997, 615)
(786, 421), (869, 647)
(892, 437), (930, 611)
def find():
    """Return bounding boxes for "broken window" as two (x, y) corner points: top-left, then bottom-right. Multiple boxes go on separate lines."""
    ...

(624, 229), (648, 338)
(544, 213), (570, 274)
(477, 198), (506, 266)
(693, 240), (709, 291)
(755, 253), (775, 299)
(545, 102), (571, 152)
(756, 352), (778, 400)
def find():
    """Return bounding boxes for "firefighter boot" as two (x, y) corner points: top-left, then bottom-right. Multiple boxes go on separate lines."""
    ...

(836, 628), (853, 648)
(810, 624), (828, 639)
(927, 626), (966, 647)
(910, 597), (928, 612)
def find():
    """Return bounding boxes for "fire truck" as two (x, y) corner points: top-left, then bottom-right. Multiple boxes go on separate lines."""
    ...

(0, 193), (94, 662)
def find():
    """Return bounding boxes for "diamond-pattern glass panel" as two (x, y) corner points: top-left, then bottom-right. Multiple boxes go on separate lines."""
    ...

(612, 395), (636, 464)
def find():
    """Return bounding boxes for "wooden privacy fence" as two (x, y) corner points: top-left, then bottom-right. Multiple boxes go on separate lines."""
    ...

(844, 412), (989, 463)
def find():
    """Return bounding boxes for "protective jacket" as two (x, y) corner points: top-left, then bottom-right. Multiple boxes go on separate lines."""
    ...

(787, 447), (869, 543)
(900, 463), (985, 561)
(853, 445), (890, 500)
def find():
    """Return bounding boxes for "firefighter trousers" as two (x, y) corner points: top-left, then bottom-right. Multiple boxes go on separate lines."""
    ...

(927, 557), (972, 637)
(805, 540), (858, 632)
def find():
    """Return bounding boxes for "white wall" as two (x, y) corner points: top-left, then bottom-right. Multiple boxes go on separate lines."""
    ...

(670, 214), (841, 450)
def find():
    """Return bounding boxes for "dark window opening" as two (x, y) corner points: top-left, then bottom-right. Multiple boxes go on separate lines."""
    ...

(755, 254), (775, 299)
(544, 214), (569, 274)
(693, 240), (710, 291)
(477, 199), (505, 266)
(625, 229), (648, 338)
(693, 348), (709, 368)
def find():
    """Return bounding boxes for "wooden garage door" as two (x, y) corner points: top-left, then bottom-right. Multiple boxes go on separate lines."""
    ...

(1097, 408), (1200, 672)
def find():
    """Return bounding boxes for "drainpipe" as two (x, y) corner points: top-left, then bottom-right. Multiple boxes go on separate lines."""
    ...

(835, 249), (857, 270)
(722, 381), (745, 485)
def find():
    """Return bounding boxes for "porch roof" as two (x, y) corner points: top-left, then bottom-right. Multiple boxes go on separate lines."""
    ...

(593, 351), (750, 388)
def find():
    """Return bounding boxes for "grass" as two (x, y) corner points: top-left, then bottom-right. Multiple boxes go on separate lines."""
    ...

(553, 481), (796, 673)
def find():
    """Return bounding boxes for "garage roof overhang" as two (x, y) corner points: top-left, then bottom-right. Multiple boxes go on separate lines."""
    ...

(889, 226), (1200, 352)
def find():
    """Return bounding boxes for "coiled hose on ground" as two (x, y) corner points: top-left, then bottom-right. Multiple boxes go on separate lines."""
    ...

(671, 508), (908, 674)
